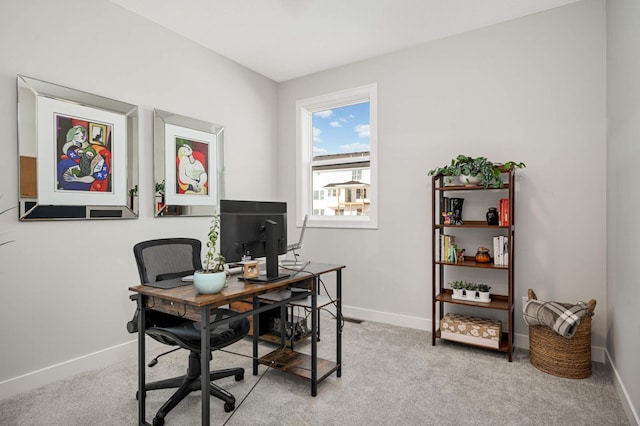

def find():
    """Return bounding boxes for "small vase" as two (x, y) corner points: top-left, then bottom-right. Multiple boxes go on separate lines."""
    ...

(486, 207), (499, 225)
(475, 248), (491, 263)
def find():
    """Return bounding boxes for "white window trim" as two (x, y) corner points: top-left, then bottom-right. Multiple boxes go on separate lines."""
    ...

(296, 84), (378, 229)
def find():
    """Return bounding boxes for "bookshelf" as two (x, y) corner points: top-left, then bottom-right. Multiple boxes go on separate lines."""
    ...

(431, 170), (516, 361)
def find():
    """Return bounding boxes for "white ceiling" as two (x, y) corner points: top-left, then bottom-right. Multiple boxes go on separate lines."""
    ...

(110, 0), (580, 83)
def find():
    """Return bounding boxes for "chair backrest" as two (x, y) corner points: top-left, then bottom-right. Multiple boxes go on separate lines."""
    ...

(133, 238), (202, 284)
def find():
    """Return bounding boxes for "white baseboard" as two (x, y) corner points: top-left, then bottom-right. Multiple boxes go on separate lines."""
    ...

(0, 338), (161, 401)
(606, 350), (640, 426)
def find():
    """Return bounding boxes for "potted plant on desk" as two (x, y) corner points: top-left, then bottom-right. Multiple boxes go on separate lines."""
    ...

(193, 213), (227, 294)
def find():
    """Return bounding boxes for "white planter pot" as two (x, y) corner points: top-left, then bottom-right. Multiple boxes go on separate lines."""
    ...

(459, 175), (482, 186)
(465, 290), (477, 300)
(452, 289), (464, 299)
(478, 291), (491, 303)
(193, 271), (227, 294)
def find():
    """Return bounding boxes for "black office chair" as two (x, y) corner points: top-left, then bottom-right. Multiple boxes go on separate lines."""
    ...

(130, 238), (250, 426)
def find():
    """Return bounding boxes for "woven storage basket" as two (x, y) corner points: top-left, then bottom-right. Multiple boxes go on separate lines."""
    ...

(527, 289), (596, 379)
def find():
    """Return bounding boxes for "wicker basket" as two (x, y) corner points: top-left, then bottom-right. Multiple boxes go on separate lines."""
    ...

(527, 289), (597, 379)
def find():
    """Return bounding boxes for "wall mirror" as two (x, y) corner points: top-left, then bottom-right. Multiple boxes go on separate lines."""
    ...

(153, 109), (224, 217)
(17, 75), (138, 220)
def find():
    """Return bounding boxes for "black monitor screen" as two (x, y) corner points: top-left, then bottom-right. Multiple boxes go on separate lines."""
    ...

(220, 200), (288, 281)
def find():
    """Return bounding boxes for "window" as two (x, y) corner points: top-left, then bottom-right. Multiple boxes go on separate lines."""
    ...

(296, 84), (378, 229)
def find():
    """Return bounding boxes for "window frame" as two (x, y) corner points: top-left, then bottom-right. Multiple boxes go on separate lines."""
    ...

(295, 84), (378, 229)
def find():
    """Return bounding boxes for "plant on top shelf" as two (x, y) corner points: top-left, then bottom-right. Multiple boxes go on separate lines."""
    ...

(428, 154), (526, 188)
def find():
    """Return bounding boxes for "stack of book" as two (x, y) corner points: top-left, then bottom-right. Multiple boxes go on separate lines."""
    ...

(492, 235), (509, 266)
(440, 234), (458, 263)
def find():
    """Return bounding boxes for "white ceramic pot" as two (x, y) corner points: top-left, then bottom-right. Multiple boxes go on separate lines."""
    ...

(452, 289), (464, 299)
(478, 291), (491, 303)
(193, 271), (226, 294)
(459, 175), (482, 186)
(465, 290), (477, 300)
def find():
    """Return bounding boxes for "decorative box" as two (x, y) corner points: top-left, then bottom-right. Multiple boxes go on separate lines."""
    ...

(440, 313), (502, 349)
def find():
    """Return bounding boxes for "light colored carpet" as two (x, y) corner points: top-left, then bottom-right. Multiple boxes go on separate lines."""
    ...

(0, 314), (629, 426)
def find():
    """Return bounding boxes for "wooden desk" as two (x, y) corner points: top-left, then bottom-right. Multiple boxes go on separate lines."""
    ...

(129, 262), (344, 426)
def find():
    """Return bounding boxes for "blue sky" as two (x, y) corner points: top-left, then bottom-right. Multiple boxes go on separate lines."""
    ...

(312, 102), (370, 156)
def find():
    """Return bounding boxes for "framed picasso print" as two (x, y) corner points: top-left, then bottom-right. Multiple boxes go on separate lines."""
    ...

(17, 75), (138, 220)
(153, 109), (224, 217)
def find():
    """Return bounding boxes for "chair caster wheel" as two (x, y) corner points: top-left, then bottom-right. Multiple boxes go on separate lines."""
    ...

(235, 373), (244, 381)
(224, 402), (235, 413)
(153, 416), (165, 426)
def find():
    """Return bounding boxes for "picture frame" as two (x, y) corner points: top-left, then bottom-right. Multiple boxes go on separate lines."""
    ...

(153, 109), (224, 217)
(17, 75), (138, 220)
(243, 261), (259, 279)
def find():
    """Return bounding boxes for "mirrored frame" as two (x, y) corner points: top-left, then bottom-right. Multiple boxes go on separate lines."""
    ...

(153, 109), (224, 217)
(17, 75), (138, 221)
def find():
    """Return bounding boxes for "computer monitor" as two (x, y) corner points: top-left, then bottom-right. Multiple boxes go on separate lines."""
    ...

(219, 199), (289, 282)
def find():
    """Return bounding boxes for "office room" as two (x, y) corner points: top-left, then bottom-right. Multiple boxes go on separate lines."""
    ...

(0, 0), (638, 425)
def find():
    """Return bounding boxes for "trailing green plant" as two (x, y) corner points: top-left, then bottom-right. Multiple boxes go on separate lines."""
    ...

(428, 154), (526, 188)
(477, 283), (492, 292)
(202, 213), (225, 273)
(128, 185), (138, 197)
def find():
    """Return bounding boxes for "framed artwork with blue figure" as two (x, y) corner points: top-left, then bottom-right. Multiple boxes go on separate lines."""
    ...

(17, 75), (138, 220)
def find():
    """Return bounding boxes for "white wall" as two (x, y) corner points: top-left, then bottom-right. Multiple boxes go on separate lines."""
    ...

(0, 0), (278, 397)
(606, 1), (640, 423)
(278, 0), (606, 346)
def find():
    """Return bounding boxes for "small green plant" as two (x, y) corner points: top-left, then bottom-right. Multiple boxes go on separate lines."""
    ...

(464, 282), (478, 291)
(203, 213), (225, 273)
(128, 185), (138, 197)
(428, 154), (526, 188)
(477, 283), (492, 292)
(155, 180), (165, 195)
(449, 280), (465, 290)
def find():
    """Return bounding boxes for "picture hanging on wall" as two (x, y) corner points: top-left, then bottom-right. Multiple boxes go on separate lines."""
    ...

(154, 109), (224, 217)
(17, 75), (138, 220)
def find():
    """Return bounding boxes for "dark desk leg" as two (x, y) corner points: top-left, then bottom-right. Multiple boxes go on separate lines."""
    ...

(200, 307), (211, 426)
(252, 297), (259, 375)
(311, 276), (318, 396)
(137, 294), (146, 425)
(336, 269), (342, 377)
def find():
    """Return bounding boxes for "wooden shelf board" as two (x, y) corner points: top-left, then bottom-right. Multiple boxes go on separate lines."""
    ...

(436, 289), (511, 310)
(435, 257), (509, 269)
(435, 329), (510, 353)
(258, 348), (339, 382)
(435, 221), (510, 229)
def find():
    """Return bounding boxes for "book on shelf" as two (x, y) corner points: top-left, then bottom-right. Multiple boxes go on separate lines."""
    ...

(440, 234), (457, 263)
(492, 235), (509, 266)
(499, 198), (509, 227)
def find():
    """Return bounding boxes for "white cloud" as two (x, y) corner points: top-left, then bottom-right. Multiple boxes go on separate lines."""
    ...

(339, 142), (370, 151)
(339, 117), (348, 123)
(330, 121), (342, 127)
(313, 110), (333, 119)
(354, 124), (370, 138)
(313, 146), (327, 155)
(313, 127), (322, 143)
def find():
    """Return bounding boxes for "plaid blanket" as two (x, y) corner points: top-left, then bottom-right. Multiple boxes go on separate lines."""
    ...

(523, 298), (591, 338)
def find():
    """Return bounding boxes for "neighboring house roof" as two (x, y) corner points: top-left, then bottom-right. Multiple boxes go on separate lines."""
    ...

(324, 180), (368, 188)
